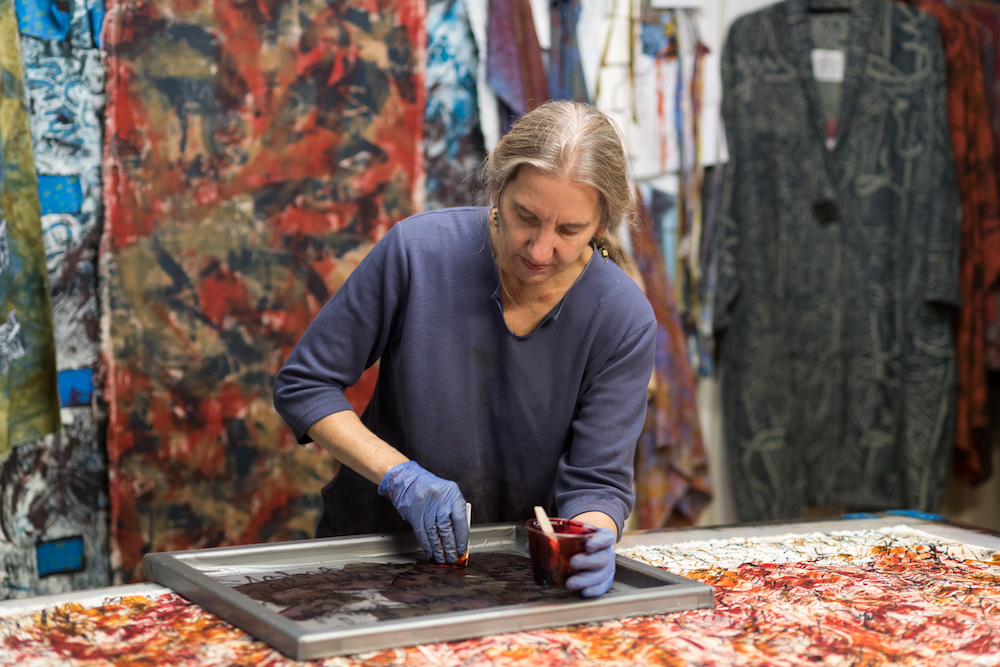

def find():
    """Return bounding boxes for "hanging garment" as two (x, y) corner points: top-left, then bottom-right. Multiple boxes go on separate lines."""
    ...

(21, 35), (105, 373)
(486, 0), (548, 132)
(632, 192), (712, 528)
(425, 0), (486, 209)
(716, 0), (961, 521)
(20, 36), (104, 181)
(904, 0), (1000, 485)
(954, 1), (1000, 371)
(14, 0), (71, 41)
(548, 0), (588, 103)
(0, 0), (61, 461)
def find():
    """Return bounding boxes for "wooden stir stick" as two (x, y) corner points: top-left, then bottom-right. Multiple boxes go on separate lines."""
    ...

(534, 505), (556, 537)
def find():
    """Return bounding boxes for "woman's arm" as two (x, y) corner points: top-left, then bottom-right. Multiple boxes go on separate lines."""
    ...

(308, 409), (469, 564)
(306, 410), (408, 485)
(571, 510), (617, 536)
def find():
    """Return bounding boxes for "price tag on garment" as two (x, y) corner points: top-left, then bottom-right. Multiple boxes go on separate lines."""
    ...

(811, 49), (845, 83)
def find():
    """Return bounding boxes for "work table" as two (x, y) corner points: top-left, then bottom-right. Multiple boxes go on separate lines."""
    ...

(1, 514), (997, 665)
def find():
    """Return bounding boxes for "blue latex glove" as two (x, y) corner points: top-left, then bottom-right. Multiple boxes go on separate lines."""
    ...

(377, 460), (469, 564)
(566, 527), (617, 597)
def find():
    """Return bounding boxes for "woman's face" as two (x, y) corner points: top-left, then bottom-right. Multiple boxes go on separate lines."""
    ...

(495, 167), (604, 291)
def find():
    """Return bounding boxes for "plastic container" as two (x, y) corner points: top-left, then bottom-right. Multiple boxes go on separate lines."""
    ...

(524, 518), (596, 588)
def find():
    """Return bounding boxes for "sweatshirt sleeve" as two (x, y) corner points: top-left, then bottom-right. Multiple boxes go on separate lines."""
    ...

(555, 303), (656, 538)
(273, 224), (409, 443)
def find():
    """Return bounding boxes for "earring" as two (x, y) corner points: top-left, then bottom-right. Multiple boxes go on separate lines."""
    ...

(491, 208), (499, 227)
(598, 238), (609, 263)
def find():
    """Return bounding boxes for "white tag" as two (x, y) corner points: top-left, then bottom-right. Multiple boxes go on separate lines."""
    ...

(811, 49), (845, 83)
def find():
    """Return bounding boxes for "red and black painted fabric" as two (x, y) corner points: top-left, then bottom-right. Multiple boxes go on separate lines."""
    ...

(907, 0), (1000, 485)
(102, 0), (425, 582)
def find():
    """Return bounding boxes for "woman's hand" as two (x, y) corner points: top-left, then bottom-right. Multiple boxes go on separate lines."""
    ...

(377, 460), (469, 564)
(565, 527), (617, 597)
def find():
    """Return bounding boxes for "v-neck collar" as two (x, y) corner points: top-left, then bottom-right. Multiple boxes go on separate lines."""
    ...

(785, 0), (881, 181)
(489, 237), (599, 338)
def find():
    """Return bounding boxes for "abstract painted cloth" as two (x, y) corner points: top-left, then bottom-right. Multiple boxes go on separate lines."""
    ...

(955, 1), (1000, 371)
(0, 407), (110, 597)
(41, 210), (100, 371)
(634, 10), (681, 178)
(548, 0), (588, 103)
(486, 0), (548, 131)
(631, 194), (711, 528)
(0, 0), (60, 460)
(424, 0), (485, 210)
(0, 525), (998, 665)
(13, 0), (70, 40)
(20, 36), (104, 183)
(102, 0), (425, 582)
(1, 0), (109, 600)
(715, 0), (961, 521)
(904, 0), (1000, 486)
(633, 9), (713, 377)
(273, 208), (656, 538)
(20, 0), (105, 47)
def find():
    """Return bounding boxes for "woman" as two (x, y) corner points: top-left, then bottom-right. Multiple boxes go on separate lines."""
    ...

(273, 100), (655, 597)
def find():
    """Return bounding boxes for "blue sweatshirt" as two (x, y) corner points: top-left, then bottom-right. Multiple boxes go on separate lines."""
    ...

(273, 206), (655, 537)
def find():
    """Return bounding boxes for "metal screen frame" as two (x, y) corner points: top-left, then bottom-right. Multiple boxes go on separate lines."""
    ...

(143, 522), (714, 660)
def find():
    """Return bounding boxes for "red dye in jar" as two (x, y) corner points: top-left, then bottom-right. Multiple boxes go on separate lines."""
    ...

(525, 518), (596, 589)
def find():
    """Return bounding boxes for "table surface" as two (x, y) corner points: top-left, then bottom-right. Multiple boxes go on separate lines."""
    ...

(1, 514), (998, 666)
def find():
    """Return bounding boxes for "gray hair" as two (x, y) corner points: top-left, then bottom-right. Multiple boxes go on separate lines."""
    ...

(479, 101), (635, 239)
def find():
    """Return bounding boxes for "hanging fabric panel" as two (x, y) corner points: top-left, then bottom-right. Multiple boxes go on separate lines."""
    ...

(903, 0), (1000, 486)
(0, 0), (60, 461)
(632, 191), (711, 528)
(425, 0), (486, 210)
(549, 0), (588, 103)
(102, 0), (426, 582)
(486, 0), (549, 132)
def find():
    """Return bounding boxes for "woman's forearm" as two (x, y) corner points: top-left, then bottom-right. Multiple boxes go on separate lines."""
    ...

(571, 510), (619, 539)
(306, 410), (409, 486)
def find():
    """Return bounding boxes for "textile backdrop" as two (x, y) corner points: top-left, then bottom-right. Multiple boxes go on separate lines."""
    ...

(0, 0), (61, 461)
(102, 0), (425, 582)
(0, 0), (110, 598)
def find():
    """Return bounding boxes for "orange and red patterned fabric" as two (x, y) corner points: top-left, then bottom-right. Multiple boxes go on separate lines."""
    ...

(101, 0), (425, 582)
(1, 526), (997, 665)
(906, 0), (1000, 485)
